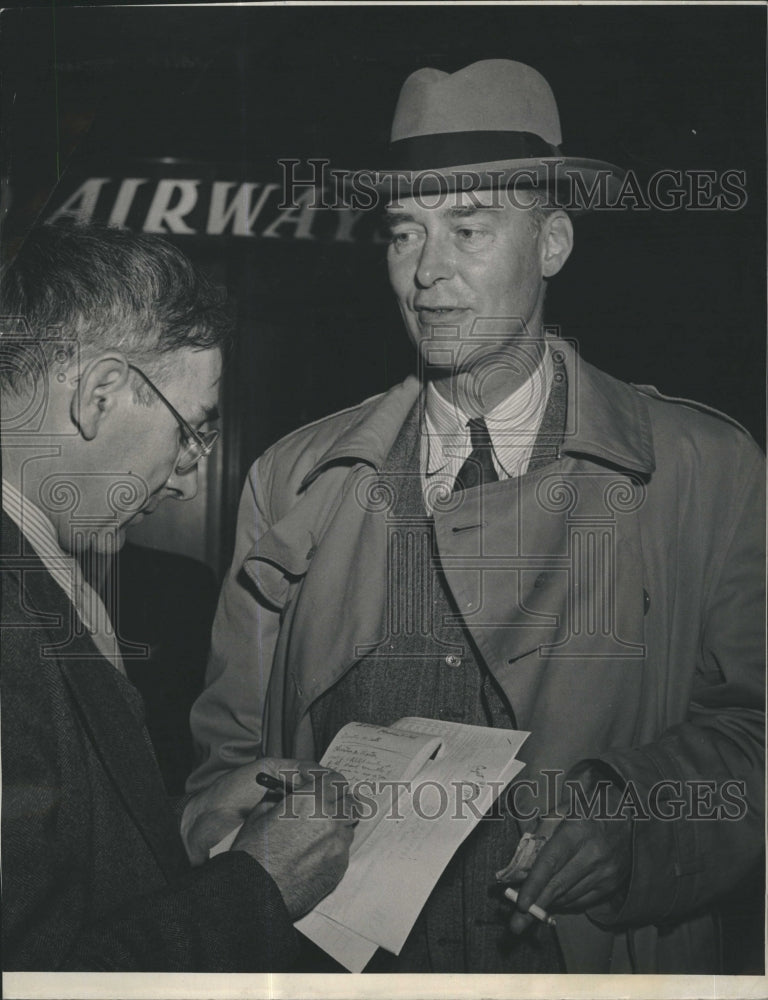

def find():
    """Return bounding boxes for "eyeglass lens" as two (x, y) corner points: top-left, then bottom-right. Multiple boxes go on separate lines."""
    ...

(176, 429), (219, 473)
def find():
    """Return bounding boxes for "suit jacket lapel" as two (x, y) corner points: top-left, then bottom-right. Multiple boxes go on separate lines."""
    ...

(4, 515), (185, 879)
(59, 657), (187, 879)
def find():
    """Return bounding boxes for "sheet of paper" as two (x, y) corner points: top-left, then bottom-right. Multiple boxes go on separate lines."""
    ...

(206, 718), (528, 971)
(209, 823), (242, 858)
(320, 720), (444, 852)
(321, 720), (443, 785)
(396, 716), (528, 760)
(294, 911), (379, 972)
(311, 718), (529, 957)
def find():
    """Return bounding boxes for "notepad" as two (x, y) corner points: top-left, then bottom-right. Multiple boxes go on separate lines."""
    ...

(295, 717), (528, 971)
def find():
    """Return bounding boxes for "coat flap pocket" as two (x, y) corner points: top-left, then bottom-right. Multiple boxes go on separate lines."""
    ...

(241, 463), (352, 608)
(243, 523), (315, 608)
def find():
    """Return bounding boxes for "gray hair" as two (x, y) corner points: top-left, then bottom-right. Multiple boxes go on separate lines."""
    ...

(0, 223), (233, 401)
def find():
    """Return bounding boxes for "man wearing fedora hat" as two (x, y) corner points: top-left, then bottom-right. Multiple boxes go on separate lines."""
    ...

(185, 60), (764, 974)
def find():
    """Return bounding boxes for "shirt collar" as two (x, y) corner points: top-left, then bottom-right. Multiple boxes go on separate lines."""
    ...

(300, 338), (655, 487)
(1, 477), (63, 555)
(423, 347), (554, 475)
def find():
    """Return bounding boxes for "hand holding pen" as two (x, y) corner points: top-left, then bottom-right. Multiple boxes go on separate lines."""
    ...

(230, 763), (358, 919)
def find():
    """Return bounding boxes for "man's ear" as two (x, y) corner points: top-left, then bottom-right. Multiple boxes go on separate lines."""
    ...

(71, 353), (131, 441)
(540, 211), (574, 279)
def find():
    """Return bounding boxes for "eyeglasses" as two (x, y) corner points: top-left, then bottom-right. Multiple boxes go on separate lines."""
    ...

(127, 363), (219, 474)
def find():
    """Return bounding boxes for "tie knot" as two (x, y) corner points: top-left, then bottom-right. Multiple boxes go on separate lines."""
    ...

(467, 417), (492, 450)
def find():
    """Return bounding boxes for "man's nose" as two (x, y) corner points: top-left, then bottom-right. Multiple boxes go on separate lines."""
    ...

(414, 234), (454, 287)
(165, 464), (199, 502)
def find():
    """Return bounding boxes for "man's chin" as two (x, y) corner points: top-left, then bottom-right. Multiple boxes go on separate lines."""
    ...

(64, 525), (128, 557)
(95, 528), (127, 554)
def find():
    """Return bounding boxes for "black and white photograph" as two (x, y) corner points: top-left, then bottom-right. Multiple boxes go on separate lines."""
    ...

(1, 3), (765, 997)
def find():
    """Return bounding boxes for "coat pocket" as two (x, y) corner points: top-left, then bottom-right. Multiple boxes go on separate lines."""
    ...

(243, 526), (316, 609)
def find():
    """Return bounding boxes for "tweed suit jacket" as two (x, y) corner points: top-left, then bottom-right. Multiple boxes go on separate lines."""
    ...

(1, 510), (298, 971)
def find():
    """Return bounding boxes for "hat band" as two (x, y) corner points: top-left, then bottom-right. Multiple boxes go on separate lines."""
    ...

(388, 130), (561, 171)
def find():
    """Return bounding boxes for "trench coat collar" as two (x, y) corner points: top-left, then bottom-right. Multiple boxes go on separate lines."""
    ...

(300, 376), (423, 488)
(557, 340), (656, 475)
(300, 339), (655, 488)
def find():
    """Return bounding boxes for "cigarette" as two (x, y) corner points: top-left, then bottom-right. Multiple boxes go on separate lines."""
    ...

(504, 886), (557, 927)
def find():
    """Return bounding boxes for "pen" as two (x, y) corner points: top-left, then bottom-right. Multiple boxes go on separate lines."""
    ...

(503, 886), (557, 927)
(255, 771), (291, 794)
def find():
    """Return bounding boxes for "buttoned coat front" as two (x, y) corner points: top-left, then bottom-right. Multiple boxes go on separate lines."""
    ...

(189, 341), (765, 974)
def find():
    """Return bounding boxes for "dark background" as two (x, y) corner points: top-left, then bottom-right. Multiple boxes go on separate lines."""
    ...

(1, 3), (765, 973)
(2, 6), (765, 555)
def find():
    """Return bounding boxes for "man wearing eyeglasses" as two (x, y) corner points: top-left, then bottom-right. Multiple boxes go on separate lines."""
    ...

(0, 223), (355, 971)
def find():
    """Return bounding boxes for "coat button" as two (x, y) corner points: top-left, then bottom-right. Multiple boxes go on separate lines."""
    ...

(445, 654), (462, 667)
(643, 588), (651, 614)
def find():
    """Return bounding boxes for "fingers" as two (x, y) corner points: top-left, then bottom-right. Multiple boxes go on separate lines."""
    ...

(184, 758), (300, 839)
(513, 825), (578, 911)
(509, 830), (577, 933)
(232, 766), (358, 919)
(298, 766), (357, 821)
(508, 818), (630, 934)
(294, 761), (345, 785)
(254, 760), (358, 818)
(253, 759), (355, 815)
(509, 854), (589, 934)
(183, 756), (359, 876)
(186, 807), (244, 866)
(257, 757), (316, 791)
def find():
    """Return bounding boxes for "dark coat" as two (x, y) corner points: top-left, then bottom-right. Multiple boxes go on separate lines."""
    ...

(189, 341), (765, 973)
(1, 510), (298, 972)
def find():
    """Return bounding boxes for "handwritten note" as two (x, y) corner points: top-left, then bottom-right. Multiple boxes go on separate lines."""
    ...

(319, 721), (444, 855)
(321, 721), (443, 787)
(296, 716), (529, 967)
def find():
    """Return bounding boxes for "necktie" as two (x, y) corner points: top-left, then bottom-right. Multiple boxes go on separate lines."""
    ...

(453, 417), (499, 492)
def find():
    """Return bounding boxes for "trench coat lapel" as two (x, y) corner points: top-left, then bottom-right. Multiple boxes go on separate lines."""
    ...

(433, 458), (648, 727)
(252, 344), (656, 748)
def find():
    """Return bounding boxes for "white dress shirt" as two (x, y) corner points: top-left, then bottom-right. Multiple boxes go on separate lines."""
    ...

(420, 346), (554, 514)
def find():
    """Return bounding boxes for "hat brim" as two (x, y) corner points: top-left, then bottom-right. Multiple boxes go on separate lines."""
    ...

(362, 157), (627, 213)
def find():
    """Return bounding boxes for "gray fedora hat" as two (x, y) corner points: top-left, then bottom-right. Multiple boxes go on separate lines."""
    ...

(379, 59), (625, 207)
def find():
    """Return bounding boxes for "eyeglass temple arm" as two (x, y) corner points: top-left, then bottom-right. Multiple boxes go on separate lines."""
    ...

(126, 362), (208, 448)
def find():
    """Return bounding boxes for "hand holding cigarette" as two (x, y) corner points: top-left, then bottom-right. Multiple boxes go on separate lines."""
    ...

(496, 767), (632, 936)
(503, 886), (556, 927)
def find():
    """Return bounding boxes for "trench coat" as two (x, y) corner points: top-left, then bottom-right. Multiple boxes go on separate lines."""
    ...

(1, 512), (298, 971)
(188, 340), (765, 973)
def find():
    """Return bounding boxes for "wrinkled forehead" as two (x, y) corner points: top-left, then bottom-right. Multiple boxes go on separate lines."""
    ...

(385, 187), (532, 220)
